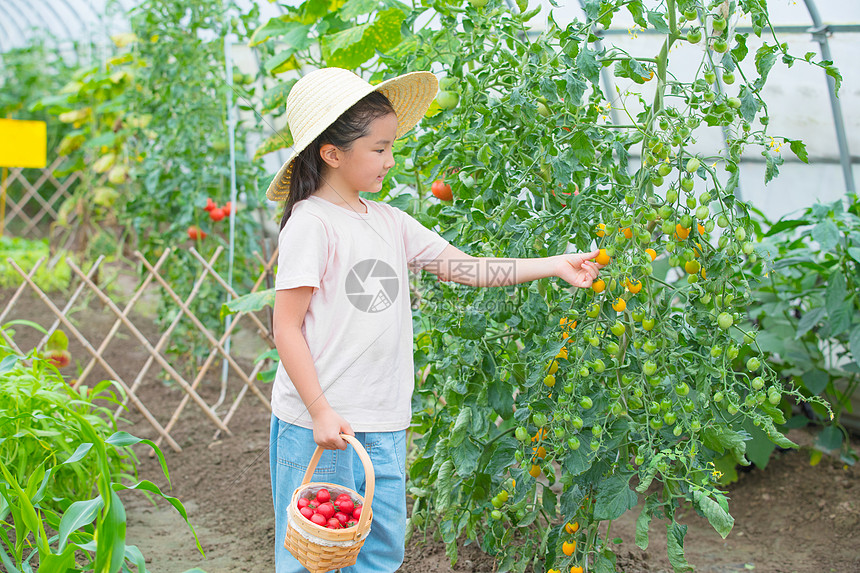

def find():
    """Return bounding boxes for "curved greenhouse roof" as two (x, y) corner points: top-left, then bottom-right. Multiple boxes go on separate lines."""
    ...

(1, 0), (857, 217)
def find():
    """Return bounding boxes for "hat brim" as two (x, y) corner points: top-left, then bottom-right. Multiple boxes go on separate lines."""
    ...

(265, 71), (439, 202)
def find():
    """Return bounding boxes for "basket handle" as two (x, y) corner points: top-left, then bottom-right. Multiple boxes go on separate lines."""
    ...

(301, 434), (375, 537)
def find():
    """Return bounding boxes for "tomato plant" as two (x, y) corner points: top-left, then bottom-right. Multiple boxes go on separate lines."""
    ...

(248, 0), (841, 570)
(743, 196), (860, 468)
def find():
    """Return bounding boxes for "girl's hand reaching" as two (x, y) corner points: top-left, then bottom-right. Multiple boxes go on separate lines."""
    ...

(311, 406), (354, 450)
(556, 250), (604, 288)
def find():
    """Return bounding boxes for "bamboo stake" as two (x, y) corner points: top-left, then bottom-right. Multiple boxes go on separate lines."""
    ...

(65, 258), (232, 436)
(6, 257), (182, 452)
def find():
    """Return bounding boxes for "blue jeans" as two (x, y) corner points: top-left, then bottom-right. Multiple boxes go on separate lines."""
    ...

(269, 415), (407, 572)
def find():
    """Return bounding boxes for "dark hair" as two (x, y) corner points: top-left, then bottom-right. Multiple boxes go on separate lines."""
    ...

(279, 91), (396, 230)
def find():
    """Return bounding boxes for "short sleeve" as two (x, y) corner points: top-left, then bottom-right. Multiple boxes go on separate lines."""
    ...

(398, 208), (450, 272)
(275, 212), (328, 292)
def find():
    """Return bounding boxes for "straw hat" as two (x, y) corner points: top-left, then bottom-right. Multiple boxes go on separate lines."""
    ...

(265, 68), (439, 202)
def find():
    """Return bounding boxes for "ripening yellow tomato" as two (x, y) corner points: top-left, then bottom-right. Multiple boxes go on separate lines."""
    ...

(562, 540), (577, 556)
(625, 278), (642, 294)
(564, 521), (580, 534)
(645, 248), (657, 261)
(612, 298), (626, 312)
(595, 249), (610, 266)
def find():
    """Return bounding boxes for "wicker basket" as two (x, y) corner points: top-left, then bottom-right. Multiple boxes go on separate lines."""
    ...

(284, 434), (374, 573)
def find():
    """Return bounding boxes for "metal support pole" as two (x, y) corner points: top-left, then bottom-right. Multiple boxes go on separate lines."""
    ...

(803, 0), (855, 193)
(221, 32), (240, 393)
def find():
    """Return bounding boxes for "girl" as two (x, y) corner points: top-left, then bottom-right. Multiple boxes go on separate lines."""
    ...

(268, 67), (602, 572)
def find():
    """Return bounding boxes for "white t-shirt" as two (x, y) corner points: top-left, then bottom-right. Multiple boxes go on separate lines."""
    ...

(272, 194), (450, 432)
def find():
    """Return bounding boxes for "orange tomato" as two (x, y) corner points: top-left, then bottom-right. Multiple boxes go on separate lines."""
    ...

(645, 247), (657, 261)
(622, 227), (633, 239)
(674, 224), (691, 241)
(625, 278), (642, 294)
(591, 279), (606, 293)
(570, 567), (584, 573)
(595, 249), (610, 266)
(562, 540), (577, 556)
(612, 298), (626, 312)
(529, 464), (541, 477)
(595, 223), (606, 237)
(564, 521), (580, 534)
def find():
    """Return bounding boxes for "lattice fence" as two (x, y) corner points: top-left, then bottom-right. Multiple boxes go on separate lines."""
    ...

(0, 157), (79, 238)
(1, 246), (277, 452)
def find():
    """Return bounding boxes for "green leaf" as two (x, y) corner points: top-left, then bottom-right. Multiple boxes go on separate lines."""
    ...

(593, 473), (637, 521)
(795, 307), (826, 339)
(262, 24), (314, 72)
(338, 0), (380, 21)
(248, 17), (298, 47)
(666, 522), (694, 572)
(58, 497), (104, 552)
(112, 480), (203, 554)
(635, 504), (652, 549)
(847, 247), (860, 264)
(849, 325), (860, 369)
(0, 355), (18, 375)
(570, 131), (596, 167)
(825, 65), (842, 94)
(692, 490), (734, 538)
(789, 139), (809, 163)
(702, 426), (749, 465)
(62, 443), (94, 465)
(221, 289), (276, 320)
(450, 438), (480, 477)
(813, 220), (839, 251)
(764, 218), (808, 237)
(322, 8), (405, 69)
(815, 424), (843, 452)
(94, 489), (126, 573)
(625, 0), (647, 27)
(753, 44), (777, 90)
(485, 437), (518, 477)
(646, 11), (670, 34)
(802, 368), (829, 395)
(764, 421), (798, 449)
(575, 47), (600, 84)
(449, 407), (472, 448)
(731, 34), (748, 62)
(261, 79), (297, 115)
(46, 329), (69, 351)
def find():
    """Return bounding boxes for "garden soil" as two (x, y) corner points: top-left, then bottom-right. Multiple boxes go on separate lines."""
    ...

(4, 287), (859, 573)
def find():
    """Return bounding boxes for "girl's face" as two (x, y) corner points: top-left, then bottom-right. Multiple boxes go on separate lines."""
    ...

(334, 112), (398, 193)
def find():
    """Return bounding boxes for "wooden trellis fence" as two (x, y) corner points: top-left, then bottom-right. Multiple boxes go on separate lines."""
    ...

(0, 246), (278, 452)
(0, 157), (79, 238)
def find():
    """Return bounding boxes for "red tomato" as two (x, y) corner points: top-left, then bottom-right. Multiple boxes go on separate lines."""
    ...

(186, 225), (207, 241)
(337, 499), (354, 514)
(297, 498), (310, 509)
(431, 179), (453, 201)
(335, 512), (349, 525)
(209, 207), (225, 222)
(308, 501), (318, 510)
(352, 506), (362, 520)
(316, 489), (331, 504)
(317, 502), (335, 520)
(327, 518), (341, 529)
(204, 197), (216, 212)
(300, 507), (314, 520)
(346, 520), (357, 528)
(310, 513), (326, 526)
(336, 493), (351, 503)
(222, 201), (233, 216)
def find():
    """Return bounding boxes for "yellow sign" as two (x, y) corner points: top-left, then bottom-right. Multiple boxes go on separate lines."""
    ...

(0, 119), (47, 168)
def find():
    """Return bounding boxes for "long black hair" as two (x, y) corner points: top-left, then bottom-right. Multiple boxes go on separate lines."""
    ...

(279, 91), (396, 230)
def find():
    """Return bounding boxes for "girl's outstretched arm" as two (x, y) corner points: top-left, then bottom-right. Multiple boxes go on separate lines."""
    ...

(273, 286), (354, 450)
(424, 244), (603, 288)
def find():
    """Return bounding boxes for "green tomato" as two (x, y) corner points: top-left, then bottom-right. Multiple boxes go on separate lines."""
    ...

(747, 357), (761, 372)
(591, 425), (603, 437)
(713, 391), (724, 403)
(722, 72), (735, 84)
(727, 97), (742, 109)
(685, 157), (701, 173)
(642, 318), (655, 331)
(554, 427), (566, 439)
(675, 382), (690, 396)
(537, 102), (551, 118)
(696, 205), (710, 220)
(643, 360), (657, 376)
(590, 440), (600, 451)
(605, 341), (620, 356)
(681, 177), (695, 192)
(564, 383), (574, 394)
(592, 359), (606, 374)
(650, 418), (664, 430)
(571, 415), (584, 430)
(533, 412), (548, 427)
(567, 436), (581, 451)
(683, 8), (698, 20)
(579, 365), (590, 377)
(436, 90), (459, 110)
(727, 345), (739, 360)
(491, 509), (503, 520)
(664, 411), (677, 425)
(751, 376), (765, 390)
(712, 16), (727, 32)
(710, 345), (723, 358)
(632, 309), (645, 322)
(515, 426), (529, 442)
(735, 227), (747, 241)
(580, 396), (594, 410)
(768, 390), (781, 405)
(586, 303), (600, 318)
(687, 28), (702, 43)
(717, 312), (733, 330)
(643, 340), (657, 354)
(647, 401), (660, 415)
(611, 321), (625, 336)
(492, 495), (504, 509)
(713, 39), (729, 53)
